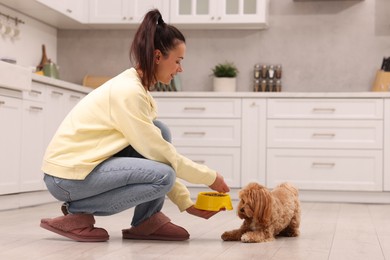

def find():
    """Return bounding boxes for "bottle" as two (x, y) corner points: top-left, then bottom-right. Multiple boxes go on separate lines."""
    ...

(276, 80), (282, 92)
(275, 65), (282, 79)
(254, 64), (261, 79)
(261, 80), (267, 92)
(36, 44), (48, 72)
(254, 79), (260, 92)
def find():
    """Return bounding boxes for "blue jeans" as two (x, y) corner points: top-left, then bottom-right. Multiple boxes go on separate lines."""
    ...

(43, 121), (175, 226)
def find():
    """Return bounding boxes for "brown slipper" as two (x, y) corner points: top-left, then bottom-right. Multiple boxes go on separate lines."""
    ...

(122, 212), (189, 241)
(40, 214), (109, 242)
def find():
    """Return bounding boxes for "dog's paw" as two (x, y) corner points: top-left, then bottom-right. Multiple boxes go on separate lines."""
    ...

(221, 231), (241, 241)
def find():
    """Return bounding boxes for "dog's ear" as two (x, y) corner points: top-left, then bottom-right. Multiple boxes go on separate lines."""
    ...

(252, 185), (272, 226)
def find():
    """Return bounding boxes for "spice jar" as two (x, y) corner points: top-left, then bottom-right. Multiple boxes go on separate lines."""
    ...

(254, 64), (261, 79)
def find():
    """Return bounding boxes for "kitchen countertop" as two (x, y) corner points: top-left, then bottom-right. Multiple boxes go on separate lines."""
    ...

(32, 73), (92, 93)
(151, 91), (390, 98)
(29, 74), (390, 98)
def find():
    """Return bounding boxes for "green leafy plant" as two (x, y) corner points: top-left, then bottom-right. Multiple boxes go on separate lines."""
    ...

(212, 62), (239, 78)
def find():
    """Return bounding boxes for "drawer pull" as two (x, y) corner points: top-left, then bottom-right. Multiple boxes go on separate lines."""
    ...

(183, 107), (206, 111)
(312, 133), (336, 138)
(70, 95), (81, 99)
(183, 132), (206, 136)
(29, 106), (43, 111)
(312, 108), (336, 113)
(30, 90), (42, 95)
(0, 101), (5, 105)
(312, 162), (335, 168)
(193, 160), (205, 164)
(52, 91), (64, 96)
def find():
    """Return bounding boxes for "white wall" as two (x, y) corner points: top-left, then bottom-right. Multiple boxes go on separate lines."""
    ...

(56, 0), (390, 92)
(0, 4), (57, 69)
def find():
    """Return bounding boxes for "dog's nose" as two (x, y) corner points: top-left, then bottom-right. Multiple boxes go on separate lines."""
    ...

(240, 208), (244, 213)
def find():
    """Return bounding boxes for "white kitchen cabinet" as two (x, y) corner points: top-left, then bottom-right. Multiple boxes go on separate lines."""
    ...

(154, 97), (241, 187)
(0, 92), (22, 195)
(20, 100), (46, 192)
(36, 0), (89, 23)
(266, 98), (384, 191)
(44, 84), (85, 145)
(241, 98), (266, 185)
(384, 99), (390, 191)
(170, 0), (268, 28)
(89, 0), (169, 24)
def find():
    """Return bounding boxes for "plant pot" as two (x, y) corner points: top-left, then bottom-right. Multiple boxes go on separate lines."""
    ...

(213, 77), (236, 92)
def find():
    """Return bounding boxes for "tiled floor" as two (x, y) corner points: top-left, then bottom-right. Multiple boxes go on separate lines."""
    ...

(0, 199), (389, 260)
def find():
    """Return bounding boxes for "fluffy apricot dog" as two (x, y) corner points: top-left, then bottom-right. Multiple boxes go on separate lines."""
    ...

(221, 182), (301, 243)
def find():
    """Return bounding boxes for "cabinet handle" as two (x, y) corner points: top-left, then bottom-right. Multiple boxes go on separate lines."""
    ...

(29, 106), (43, 111)
(66, 9), (72, 13)
(128, 17), (133, 20)
(312, 108), (336, 113)
(122, 17), (127, 20)
(312, 133), (336, 138)
(183, 107), (206, 111)
(183, 132), (206, 136)
(312, 162), (335, 168)
(0, 100), (5, 105)
(193, 160), (205, 164)
(52, 91), (64, 96)
(70, 95), (81, 99)
(30, 90), (42, 95)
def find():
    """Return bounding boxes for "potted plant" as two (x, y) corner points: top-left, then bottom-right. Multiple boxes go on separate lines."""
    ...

(212, 62), (239, 92)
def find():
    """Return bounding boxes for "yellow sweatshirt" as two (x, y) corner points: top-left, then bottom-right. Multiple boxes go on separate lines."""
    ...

(42, 68), (217, 211)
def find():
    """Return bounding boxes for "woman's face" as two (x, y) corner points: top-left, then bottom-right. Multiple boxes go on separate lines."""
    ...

(155, 42), (186, 85)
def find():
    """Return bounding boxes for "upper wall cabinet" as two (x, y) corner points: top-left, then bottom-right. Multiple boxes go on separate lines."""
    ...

(36, 0), (89, 23)
(170, 0), (268, 29)
(88, 0), (169, 24)
(0, 0), (268, 29)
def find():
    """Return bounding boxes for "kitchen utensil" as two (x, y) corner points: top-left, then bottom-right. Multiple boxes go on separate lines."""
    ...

(43, 60), (59, 79)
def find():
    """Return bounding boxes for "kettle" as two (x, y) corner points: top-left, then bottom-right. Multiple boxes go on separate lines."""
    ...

(43, 60), (59, 79)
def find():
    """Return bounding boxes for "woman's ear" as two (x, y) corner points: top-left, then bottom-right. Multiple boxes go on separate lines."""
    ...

(154, 49), (162, 63)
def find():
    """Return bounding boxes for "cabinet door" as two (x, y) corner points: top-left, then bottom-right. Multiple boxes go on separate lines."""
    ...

(89, 0), (168, 24)
(170, 0), (218, 24)
(37, 0), (88, 22)
(385, 100), (390, 191)
(218, 0), (267, 24)
(267, 149), (383, 192)
(44, 86), (85, 146)
(170, 0), (268, 27)
(177, 147), (241, 188)
(89, 0), (130, 23)
(0, 96), (22, 195)
(45, 86), (68, 145)
(20, 100), (46, 192)
(241, 99), (266, 186)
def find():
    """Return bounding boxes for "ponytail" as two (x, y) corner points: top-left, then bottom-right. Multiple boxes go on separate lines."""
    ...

(130, 9), (185, 89)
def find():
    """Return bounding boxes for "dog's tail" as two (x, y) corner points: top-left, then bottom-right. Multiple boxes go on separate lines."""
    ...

(278, 182), (299, 197)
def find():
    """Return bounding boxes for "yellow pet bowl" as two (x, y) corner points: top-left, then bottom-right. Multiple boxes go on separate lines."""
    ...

(194, 192), (233, 211)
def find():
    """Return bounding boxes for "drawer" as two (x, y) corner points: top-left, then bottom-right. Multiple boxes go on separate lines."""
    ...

(267, 149), (383, 191)
(176, 147), (241, 188)
(267, 98), (383, 119)
(267, 120), (383, 149)
(23, 82), (46, 102)
(155, 98), (241, 118)
(162, 119), (241, 147)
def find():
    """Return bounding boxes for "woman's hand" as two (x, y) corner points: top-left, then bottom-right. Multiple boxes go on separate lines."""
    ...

(186, 205), (224, 219)
(209, 172), (230, 193)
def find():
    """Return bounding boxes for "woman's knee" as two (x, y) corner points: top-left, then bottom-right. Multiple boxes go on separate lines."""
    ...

(159, 164), (176, 192)
(153, 120), (172, 143)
